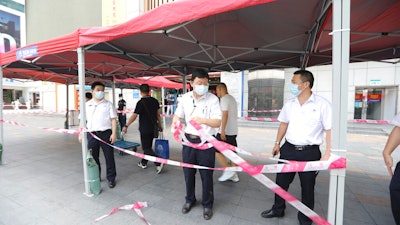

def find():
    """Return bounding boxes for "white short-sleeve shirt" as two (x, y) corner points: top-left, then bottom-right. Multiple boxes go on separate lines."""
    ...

(174, 91), (222, 135)
(278, 93), (332, 145)
(219, 94), (238, 135)
(85, 99), (117, 132)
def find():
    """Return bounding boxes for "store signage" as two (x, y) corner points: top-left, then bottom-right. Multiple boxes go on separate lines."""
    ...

(367, 93), (382, 102)
(369, 79), (381, 85)
(16, 45), (38, 60)
(354, 93), (363, 102)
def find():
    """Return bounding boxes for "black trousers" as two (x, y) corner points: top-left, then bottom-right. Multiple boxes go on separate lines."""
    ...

(118, 114), (126, 131)
(87, 130), (116, 182)
(390, 162), (400, 225)
(182, 136), (215, 208)
(272, 141), (321, 225)
(215, 133), (237, 147)
(140, 132), (160, 166)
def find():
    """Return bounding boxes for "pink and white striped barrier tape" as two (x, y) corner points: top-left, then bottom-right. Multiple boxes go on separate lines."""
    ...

(189, 120), (335, 225)
(89, 132), (221, 171)
(2, 109), (67, 115)
(0, 119), (346, 174)
(0, 119), (81, 135)
(240, 117), (279, 122)
(348, 119), (390, 124)
(245, 109), (281, 113)
(94, 201), (150, 224)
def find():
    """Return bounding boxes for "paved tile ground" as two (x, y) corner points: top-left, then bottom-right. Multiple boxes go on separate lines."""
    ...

(0, 112), (398, 225)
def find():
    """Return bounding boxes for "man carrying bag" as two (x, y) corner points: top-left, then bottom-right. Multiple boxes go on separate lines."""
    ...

(122, 84), (164, 174)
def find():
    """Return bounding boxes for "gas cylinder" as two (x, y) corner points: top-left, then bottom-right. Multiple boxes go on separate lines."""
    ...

(86, 149), (101, 195)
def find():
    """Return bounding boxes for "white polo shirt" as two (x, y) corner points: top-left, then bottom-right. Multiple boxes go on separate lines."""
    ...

(278, 93), (332, 146)
(219, 94), (238, 135)
(174, 91), (221, 136)
(85, 99), (117, 132)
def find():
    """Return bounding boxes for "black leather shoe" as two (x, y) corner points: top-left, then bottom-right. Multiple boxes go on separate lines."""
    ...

(203, 208), (213, 220)
(261, 209), (284, 218)
(108, 180), (116, 188)
(182, 202), (195, 214)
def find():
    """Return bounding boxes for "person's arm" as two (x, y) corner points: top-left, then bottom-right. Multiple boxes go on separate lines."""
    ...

(122, 113), (138, 133)
(157, 108), (163, 132)
(122, 104), (126, 116)
(110, 117), (117, 144)
(220, 110), (228, 140)
(191, 117), (221, 128)
(272, 122), (288, 156)
(383, 126), (400, 176)
(320, 129), (331, 161)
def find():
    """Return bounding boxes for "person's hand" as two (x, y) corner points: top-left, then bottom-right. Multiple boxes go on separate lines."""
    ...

(383, 153), (394, 176)
(171, 121), (182, 134)
(110, 133), (117, 144)
(122, 126), (128, 134)
(158, 125), (163, 132)
(220, 132), (227, 141)
(320, 153), (331, 161)
(272, 143), (280, 157)
(191, 116), (204, 125)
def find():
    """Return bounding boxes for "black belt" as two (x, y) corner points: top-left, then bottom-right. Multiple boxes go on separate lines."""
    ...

(286, 141), (319, 151)
(185, 133), (200, 139)
(92, 129), (111, 134)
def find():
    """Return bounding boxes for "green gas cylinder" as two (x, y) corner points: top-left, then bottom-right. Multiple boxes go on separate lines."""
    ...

(86, 149), (101, 195)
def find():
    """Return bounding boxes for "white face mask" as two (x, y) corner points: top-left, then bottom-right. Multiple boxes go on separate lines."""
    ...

(289, 83), (302, 96)
(194, 85), (209, 96)
(95, 91), (105, 99)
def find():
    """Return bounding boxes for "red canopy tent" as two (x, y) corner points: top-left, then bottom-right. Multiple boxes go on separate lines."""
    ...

(116, 76), (189, 89)
(1, 0), (399, 76)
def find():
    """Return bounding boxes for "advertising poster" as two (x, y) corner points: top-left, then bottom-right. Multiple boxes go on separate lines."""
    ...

(0, 0), (26, 53)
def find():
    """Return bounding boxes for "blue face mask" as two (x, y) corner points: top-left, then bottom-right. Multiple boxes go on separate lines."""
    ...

(95, 91), (105, 99)
(290, 83), (302, 96)
(194, 85), (209, 96)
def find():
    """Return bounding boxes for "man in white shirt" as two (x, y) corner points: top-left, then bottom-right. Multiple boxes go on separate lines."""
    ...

(383, 113), (400, 225)
(215, 83), (239, 182)
(79, 82), (118, 189)
(172, 69), (221, 220)
(261, 70), (331, 225)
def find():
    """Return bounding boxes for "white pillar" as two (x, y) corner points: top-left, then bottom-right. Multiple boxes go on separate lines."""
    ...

(77, 47), (92, 196)
(328, 0), (350, 224)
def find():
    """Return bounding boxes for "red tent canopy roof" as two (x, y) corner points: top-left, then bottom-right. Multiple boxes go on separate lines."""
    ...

(116, 76), (189, 89)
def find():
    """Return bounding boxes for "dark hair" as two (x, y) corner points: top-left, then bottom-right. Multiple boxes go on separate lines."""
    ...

(85, 92), (92, 99)
(119, 93), (123, 97)
(91, 81), (105, 90)
(139, 84), (150, 93)
(293, 70), (314, 88)
(191, 69), (209, 81)
(217, 82), (227, 91)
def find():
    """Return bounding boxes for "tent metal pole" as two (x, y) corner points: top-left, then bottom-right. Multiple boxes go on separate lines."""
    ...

(183, 66), (188, 93)
(112, 76), (116, 106)
(161, 87), (166, 128)
(64, 83), (69, 129)
(77, 47), (92, 196)
(0, 67), (4, 164)
(328, 0), (350, 224)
